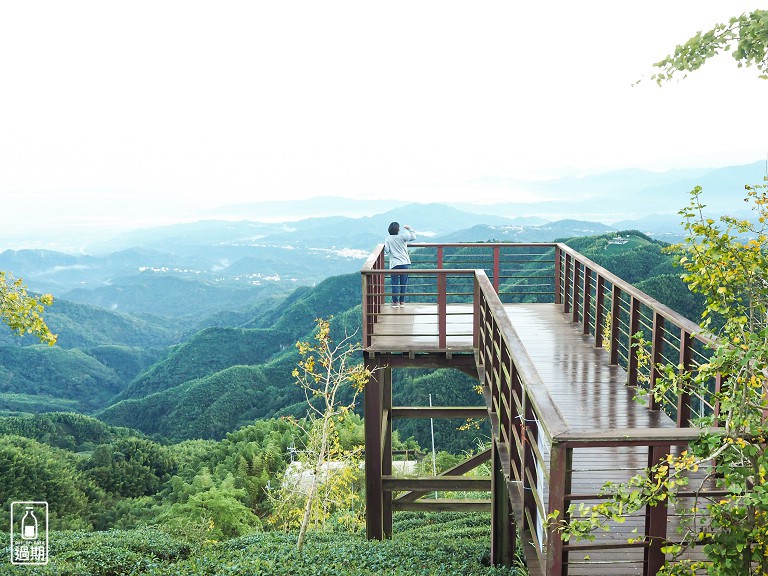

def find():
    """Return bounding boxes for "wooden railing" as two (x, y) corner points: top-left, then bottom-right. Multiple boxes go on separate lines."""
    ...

(361, 243), (556, 348)
(476, 245), (720, 575)
(555, 244), (717, 425)
(362, 242), (721, 576)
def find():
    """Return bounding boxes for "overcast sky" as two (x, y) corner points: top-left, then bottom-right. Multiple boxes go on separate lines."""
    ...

(1, 1), (767, 242)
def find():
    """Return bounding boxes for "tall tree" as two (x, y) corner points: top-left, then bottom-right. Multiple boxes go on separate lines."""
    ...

(271, 318), (371, 552)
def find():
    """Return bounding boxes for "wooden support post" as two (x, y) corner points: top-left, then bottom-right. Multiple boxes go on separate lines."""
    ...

(627, 297), (641, 387)
(714, 373), (723, 424)
(522, 395), (538, 537)
(563, 253), (572, 314)
(491, 319), (501, 423)
(644, 445), (669, 575)
(364, 356), (384, 540)
(438, 273), (447, 349)
(677, 330), (693, 427)
(502, 344), (513, 458)
(473, 277), (481, 350)
(491, 442), (516, 567)
(554, 245), (562, 305)
(582, 266), (591, 335)
(594, 275), (605, 348)
(362, 273), (370, 348)
(547, 443), (570, 576)
(571, 262), (581, 324)
(650, 312), (665, 411)
(509, 360), (523, 482)
(609, 285), (622, 366)
(493, 245), (500, 294)
(376, 250), (385, 321)
(382, 366), (393, 538)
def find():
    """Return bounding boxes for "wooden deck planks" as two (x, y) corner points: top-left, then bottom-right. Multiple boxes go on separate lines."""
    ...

(367, 303), (474, 351)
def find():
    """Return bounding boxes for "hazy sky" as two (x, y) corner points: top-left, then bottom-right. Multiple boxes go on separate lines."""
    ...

(1, 1), (767, 241)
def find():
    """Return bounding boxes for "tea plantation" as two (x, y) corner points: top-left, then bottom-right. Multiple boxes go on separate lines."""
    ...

(0, 513), (524, 575)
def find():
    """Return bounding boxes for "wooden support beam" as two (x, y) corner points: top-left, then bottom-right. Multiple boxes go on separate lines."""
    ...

(378, 352), (478, 376)
(582, 266), (592, 335)
(677, 329), (693, 428)
(364, 357), (384, 540)
(572, 261), (581, 324)
(390, 406), (488, 419)
(594, 275), (605, 348)
(392, 499), (492, 512)
(546, 443), (571, 575)
(396, 448), (492, 503)
(644, 445), (670, 575)
(554, 244), (562, 305)
(627, 296), (641, 387)
(563, 252), (572, 313)
(650, 312), (665, 411)
(491, 442), (516, 567)
(609, 284), (622, 366)
(383, 368), (393, 539)
(380, 408), (389, 455)
(382, 476), (491, 492)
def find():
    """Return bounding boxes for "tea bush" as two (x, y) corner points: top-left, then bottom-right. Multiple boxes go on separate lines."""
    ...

(0, 513), (524, 576)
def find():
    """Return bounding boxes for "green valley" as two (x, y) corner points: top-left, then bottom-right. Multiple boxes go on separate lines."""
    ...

(0, 228), (706, 575)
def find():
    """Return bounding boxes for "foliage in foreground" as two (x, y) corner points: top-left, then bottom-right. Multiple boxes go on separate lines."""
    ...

(550, 183), (768, 575)
(0, 513), (522, 576)
(0, 271), (56, 346)
(270, 318), (370, 550)
(650, 9), (768, 83)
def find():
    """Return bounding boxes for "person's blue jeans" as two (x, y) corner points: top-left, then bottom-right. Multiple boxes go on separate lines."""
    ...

(391, 264), (410, 304)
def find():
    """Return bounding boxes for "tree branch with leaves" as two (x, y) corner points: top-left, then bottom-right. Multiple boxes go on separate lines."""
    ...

(550, 182), (768, 575)
(0, 271), (56, 346)
(651, 10), (768, 84)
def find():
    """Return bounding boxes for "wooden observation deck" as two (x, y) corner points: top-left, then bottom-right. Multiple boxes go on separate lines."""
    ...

(361, 243), (720, 576)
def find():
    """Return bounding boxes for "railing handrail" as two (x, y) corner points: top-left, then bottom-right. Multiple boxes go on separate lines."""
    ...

(363, 269), (480, 275)
(475, 270), (570, 442)
(555, 243), (712, 346)
(361, 242), (716, 441)
(408, 242), (558, 248)
(361, 243), (385, 272)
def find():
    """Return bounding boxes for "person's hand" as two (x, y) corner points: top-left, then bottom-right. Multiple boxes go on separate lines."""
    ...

(404, 225), (412, 230)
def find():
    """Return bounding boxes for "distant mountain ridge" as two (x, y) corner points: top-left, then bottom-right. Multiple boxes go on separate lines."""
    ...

(1, 230), (706, 446)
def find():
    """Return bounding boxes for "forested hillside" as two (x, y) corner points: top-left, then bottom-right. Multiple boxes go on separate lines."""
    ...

(1, 232), (702, 443)
(0, 230), (706, 575)
(559, 231), (704, 320)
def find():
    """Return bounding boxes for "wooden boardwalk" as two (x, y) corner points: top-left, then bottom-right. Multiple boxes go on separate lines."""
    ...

(362, 243), (717, 576)
(367, 302), (699, 575)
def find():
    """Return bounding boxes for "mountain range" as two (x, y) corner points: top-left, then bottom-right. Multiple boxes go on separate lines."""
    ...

(1, 159), (763, 448)
(1, 226), (700, 453)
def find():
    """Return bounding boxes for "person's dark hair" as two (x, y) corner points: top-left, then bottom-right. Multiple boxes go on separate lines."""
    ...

(388, 222), (400, 235)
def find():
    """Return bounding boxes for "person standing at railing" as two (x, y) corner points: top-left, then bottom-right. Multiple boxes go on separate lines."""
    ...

(384, 221), (416, 308)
